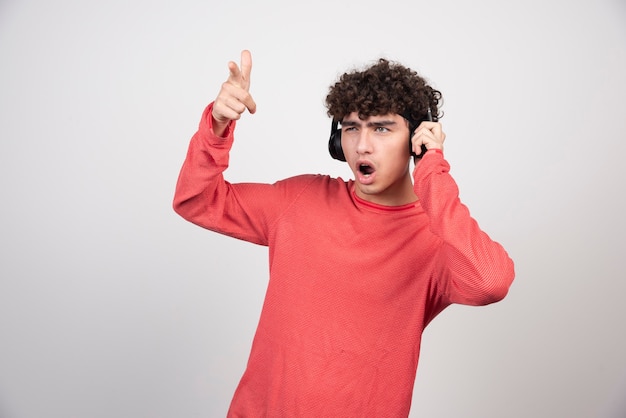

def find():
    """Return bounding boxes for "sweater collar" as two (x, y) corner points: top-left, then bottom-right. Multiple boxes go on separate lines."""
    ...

(350, 188), (417, 213)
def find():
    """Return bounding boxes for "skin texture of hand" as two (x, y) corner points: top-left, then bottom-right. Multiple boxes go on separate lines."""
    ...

(411, 121), (446, 157)
(212, 50), (257, 137)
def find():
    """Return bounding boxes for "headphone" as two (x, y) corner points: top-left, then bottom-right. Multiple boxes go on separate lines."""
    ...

(328, 111), (433, 161)
(328, 119), (346, 161)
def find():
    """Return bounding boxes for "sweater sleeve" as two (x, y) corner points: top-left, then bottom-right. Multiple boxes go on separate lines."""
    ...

(413, 150), (515, 306)
(172, 103), (289, 246)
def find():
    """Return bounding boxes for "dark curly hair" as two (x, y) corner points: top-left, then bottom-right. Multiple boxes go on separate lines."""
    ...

(325, 58), (442, 124)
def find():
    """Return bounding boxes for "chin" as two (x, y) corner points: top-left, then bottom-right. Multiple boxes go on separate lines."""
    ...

(355, 183), (382, 198)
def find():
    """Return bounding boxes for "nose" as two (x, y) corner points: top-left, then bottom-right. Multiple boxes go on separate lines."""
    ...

(356, 131), (373, 155)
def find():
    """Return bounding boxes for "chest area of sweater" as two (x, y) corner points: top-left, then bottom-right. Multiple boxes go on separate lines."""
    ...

(265, 203), (439, 321)
(269, 199), (439, 281)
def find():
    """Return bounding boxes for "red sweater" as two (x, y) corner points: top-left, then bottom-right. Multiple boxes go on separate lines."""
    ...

(173, 104), (515, 417)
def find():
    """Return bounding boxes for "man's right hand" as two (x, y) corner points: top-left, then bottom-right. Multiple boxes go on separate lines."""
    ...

(211, 50), (257, 137)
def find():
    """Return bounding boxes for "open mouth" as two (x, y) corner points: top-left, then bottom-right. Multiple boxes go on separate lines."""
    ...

(359, 163), (374, 176)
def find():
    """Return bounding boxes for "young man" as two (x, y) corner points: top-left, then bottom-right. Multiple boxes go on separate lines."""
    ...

(173, 50), (515, 417)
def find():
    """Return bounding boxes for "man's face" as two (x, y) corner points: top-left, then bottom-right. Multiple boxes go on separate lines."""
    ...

(340, 113), (415, 206)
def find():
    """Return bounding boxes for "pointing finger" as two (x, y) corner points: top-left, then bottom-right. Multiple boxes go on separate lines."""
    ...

(226, 50), (252, 91)
(240, 50), (252, 85)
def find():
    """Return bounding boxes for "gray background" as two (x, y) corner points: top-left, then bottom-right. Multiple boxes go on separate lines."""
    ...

(1, 0), (625, 417)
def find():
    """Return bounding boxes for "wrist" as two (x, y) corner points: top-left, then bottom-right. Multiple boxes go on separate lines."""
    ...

(425, 148), (443, 156)
(209, 112), (232, 138)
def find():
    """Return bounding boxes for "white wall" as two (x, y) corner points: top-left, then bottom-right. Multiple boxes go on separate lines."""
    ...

(1, 0), (625, 417)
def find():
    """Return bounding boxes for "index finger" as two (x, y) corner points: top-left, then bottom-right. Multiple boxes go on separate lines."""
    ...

(240, 50), (252, 83)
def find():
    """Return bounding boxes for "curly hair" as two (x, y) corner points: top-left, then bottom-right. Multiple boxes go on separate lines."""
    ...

(325, 58), (442, 124)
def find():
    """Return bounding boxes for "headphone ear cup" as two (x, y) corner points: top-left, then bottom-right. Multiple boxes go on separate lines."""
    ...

(408, 120), (428, 159)
(328, 121), (346, 161)
(409, 121), (418, 158)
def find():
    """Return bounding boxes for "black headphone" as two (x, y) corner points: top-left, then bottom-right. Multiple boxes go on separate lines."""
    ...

(328, 111), (433, 161)
(328, 119), (346, 161)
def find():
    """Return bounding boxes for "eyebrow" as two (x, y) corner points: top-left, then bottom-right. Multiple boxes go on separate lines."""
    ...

(340, 119), (398, 128)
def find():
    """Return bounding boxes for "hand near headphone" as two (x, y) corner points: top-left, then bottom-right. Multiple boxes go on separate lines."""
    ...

(411, 120), (446, 158)
(212, 50), (257, 137)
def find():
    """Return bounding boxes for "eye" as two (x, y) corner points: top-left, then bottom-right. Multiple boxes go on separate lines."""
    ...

(375, 126), (389, 133)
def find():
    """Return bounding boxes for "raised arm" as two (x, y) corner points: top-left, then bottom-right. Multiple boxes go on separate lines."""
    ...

(173, 51), (278, 245)
(413, 122), (514, 306)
